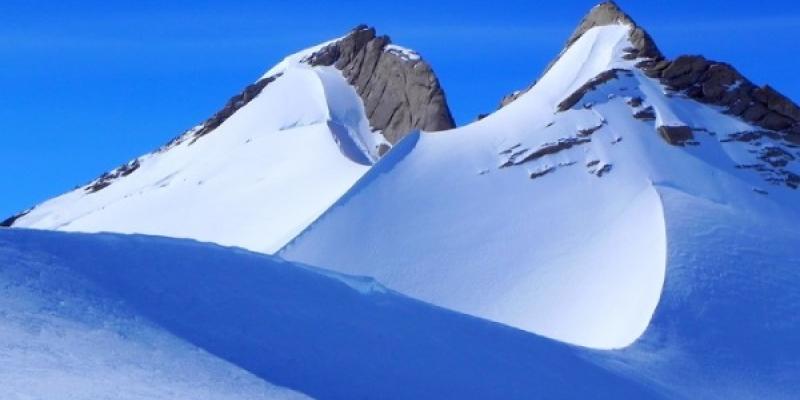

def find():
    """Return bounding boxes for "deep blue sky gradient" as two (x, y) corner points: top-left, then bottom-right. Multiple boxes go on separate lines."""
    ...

(2, 0), (799, 216)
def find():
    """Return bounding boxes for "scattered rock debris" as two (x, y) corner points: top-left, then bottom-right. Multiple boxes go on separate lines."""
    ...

(529, 166), (556, 180)
(86, 159), (141, 194)
(658, 126), (694, 146)
(633, 106), (656, 121)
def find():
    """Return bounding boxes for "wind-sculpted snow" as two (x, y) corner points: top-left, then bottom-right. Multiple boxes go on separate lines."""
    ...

(10, 65), (373, 253)
(282, 24), (669, 350)
(602, 185), (800, 399)
(0, 229), (661, 399)
(283, 12), (800, 353)
(7, 26), (454, 253)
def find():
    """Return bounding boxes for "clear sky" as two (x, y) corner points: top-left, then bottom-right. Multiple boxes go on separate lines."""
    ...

(2, 0), (799, 217)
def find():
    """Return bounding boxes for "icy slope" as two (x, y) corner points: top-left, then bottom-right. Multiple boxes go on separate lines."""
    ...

(603, 185), (800, 399)
(6, 27), (453, 253)
(0, 232), (310, 400)
(280, 1), (800, 354)
(0, 228), (662, 400)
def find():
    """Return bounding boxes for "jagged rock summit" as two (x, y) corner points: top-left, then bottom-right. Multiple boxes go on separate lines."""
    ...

(547, 1), (662, 73)
(499, 1), (800, 144)
(306, 25), (455, 146)
(2, 26), (455, 252)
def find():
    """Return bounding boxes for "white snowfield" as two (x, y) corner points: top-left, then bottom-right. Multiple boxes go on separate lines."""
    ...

(12, 52), (383, 254)
(281, 21), (800, 350)
(0, 228), (666, 400)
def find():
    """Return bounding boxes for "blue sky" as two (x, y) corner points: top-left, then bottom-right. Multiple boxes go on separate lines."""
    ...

(2, 0), (800, 217)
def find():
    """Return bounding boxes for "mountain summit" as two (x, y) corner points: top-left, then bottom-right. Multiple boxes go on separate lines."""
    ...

(279, 3), (800, 396)
(2, 26), (454, 252)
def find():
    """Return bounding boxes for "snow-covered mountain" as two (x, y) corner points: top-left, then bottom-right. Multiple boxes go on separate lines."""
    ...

(3, 26), (454, 253)
(276, 2), (800, 392)
(3, 2), (800, 398)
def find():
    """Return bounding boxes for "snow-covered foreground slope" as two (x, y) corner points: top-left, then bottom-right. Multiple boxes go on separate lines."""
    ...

(0, 228), (664, 400)
(607, 186), (800, 399)
(7, 27), (453, 254)
(0, 231), (310, 400)
(280, 2), (800, 357)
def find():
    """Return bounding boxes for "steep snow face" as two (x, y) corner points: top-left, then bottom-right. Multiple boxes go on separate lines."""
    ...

(600, 186), (800, 400)
(0, 229), (663, 399)
(281, 21), (800, 350)
(10, 53), (381, 253)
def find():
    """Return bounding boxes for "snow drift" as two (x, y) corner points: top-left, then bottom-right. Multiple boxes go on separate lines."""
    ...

(3, 2), (800, 398)
(280, 2), (800, 355)
(0, 228), (662, 399)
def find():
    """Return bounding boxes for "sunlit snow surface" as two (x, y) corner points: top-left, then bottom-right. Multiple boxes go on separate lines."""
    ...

(281, 22), (800, 356)
(5, 21), (800, 399)
(13, 60), (381, 254)
(0, 229), (663, 400)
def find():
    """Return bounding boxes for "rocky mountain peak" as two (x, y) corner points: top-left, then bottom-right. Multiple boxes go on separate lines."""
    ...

(493, 2), (663, 111)
(305, 25), (456, 146)
(544, 1), (662, 75)
(491, 2), (800, 144)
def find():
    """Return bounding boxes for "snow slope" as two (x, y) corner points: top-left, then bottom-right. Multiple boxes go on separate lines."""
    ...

(280, 17), (800, 356)
(0, 231), (310, 400)
(9, 43), (382, 254)
(0, 228), (663, 400)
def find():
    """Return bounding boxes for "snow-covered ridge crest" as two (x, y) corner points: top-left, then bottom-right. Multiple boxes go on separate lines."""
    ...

(496, 1), (661, 109)
(281, 22), (672, 350)
(4, 25), (457, 253)
(280, 1), (800, 355)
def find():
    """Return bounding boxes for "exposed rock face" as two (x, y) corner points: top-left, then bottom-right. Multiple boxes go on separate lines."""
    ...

(493, 1), (800, 146)
(85, 159), (142, 193)
(544, 1), (662, 75)
(188, 75), (281, 143)
(306, 25), (455, 144)
(658, 126), (694, 146)
(558, 69), (630, 112)
(499, 137), (592, 168)
(633, 106), (656, 121)
(639, 56), (800, 140)
(0, 210), (30, 227)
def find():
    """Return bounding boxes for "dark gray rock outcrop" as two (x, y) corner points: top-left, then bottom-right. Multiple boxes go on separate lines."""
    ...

(658, 126), (694, 146)
(639, 56), (800, 141)
(85, 159), (142, 193)
(0, 209), (31, 227)
(188, 74), (281, 143)
(544, 1), (662, 76)
(557, 69), (629, 112)
(305, 25), (455, 144)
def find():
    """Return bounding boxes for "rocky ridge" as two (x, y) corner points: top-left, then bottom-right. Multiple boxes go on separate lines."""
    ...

(74, 26), (455, 195)
(304, 25), (455, 145)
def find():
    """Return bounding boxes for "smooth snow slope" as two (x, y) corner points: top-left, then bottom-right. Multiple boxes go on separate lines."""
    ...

(0, 228), (662, 400)
(11, 47), (381, 253)
(282, 24), (667, 349)
(600, 185), (800, 399)
(281, 19), (800, 352)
